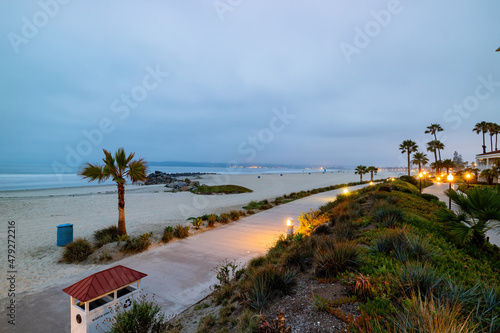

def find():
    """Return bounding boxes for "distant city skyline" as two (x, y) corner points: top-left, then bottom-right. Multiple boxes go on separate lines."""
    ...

(1, 1), (499, 172)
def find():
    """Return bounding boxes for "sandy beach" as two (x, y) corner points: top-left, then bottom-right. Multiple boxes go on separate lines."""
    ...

(0, 171), (398, 297)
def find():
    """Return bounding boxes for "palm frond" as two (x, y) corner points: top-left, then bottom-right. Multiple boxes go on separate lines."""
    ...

(127, 158), (148, 183)
(78, 163), (108, 183)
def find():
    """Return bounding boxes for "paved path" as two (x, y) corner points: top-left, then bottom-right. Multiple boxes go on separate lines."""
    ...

(423, 183), (500, 246)
(1, 185), (362, 332)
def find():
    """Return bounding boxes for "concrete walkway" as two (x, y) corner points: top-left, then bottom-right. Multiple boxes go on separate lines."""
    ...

(1, 185), (362, 332)
(423, 183), (500, 246)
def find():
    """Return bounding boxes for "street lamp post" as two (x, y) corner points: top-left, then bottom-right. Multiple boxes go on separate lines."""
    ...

(447, 173), (454, 209)
(286, 218), (294, 237)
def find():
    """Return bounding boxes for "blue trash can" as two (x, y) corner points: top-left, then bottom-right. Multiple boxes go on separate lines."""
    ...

(57, 224), (73, 246)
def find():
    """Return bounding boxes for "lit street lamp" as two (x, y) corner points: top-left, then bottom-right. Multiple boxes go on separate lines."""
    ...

(418, 172), (423, 193)
(286, 218), (294, 237)
(465, 173), (471, 188)
(447, 173), (454, 209)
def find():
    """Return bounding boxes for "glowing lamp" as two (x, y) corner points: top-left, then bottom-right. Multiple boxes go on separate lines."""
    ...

(369, 181), (373, 186)
(418, 172), (423, 178)
(447, 174), (454, 182)
(466, 173), (471, 179)
(286, 218), (293, 227)
(343, 188), (349, 194)
(437, 177), (441, 181)
(286, 218), (294, 237)
(391, 178), (395, 181)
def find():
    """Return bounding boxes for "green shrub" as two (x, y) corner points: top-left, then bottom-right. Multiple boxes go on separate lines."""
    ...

(372, 204), (405, 228)
(120, 233), (152, 253)
(191, 217), (203, 230)
(173, 224), (190, 238)
(399, 175), (418, 186)
(229, 210), (241, 221)
(93, 225), (120, 247)
(420, 193), (440, 202)
(61, 238), (93, 263)
(107, 295), (169, 333)
(260, 203), (273, 210)
(244, 201), (260, 210)
(313, 240), (362, 277)
(394, 263), (443, 298)
(332, 220), (359, 241)
(162, 226), (174, 243)
(248, 256), (267, 269)
(245, 264), (297, 310)
(207, 214), (217, 227)
(219, 213), (230, 223)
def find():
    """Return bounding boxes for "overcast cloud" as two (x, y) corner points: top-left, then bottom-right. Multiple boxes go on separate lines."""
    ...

(1, 0), (499, 170)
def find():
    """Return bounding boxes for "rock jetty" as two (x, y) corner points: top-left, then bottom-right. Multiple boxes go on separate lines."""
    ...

(144, 171), (206, 191)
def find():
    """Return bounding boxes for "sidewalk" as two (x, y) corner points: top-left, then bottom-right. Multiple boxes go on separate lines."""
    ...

(423, 183), (500, 246)
(1, 185), (363, 332)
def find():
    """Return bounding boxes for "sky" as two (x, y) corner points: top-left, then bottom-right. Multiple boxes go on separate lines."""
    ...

(0, 0), (499, 171)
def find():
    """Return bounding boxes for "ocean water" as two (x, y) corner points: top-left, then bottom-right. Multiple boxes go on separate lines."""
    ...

(0, 164), (340, 191)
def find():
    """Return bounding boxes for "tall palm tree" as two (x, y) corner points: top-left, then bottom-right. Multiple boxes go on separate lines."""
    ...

(488, 122), (500, 152)
(426, 140), (444, 175)
(354, 165), (368, 182)
(437, 187), (500, 248)
(399, 140), (418, 176)
(411, 152), (429, 174)
(425, 124), (444, 160)
(79, 148), (147, 235)
(366, 166), (378, 181)
(473, 121), (490, 154)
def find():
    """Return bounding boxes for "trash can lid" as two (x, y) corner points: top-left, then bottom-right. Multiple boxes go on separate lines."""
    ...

(57, 223), (73, 228)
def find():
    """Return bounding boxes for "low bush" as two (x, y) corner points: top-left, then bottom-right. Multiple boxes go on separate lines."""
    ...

(372, 204), (405, 228)
(219, 213), (230, 224)
(191, 218), (203, 230)
(244, 264), (298, 310)
(173, 224), (190, 238)
(243, 201), (260, 210)
(120, 233), (152, 253)
(420, 193), (440, 202)
(229, 210), (241, 221)
(93, 225), (120, 247)
(207, 214), (217, 227)
(332, 220), (359, 241)
(61, 238), (93, 263)
(399, 175), (418, 186)
(394, 263), (443, 298)
(162, 226), (174, 243)
(314, 240), (362, 277)
(106, 295), (169, 333)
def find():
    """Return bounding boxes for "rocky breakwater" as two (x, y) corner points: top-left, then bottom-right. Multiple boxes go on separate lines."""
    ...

(144, 171), (202, 192)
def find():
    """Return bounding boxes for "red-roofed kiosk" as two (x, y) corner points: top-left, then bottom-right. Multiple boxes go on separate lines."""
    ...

(63, 265), (147, 333)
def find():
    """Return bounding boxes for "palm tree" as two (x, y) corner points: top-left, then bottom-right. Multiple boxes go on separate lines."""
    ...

(440, 159), (456, 174)
(411, 152), (429, 174)
(473, 121), (490, 154)
(425, 124), (444, 160)
(480, 168), (496, 185)
(437, 187), (500, 248)
(426, 140), (444, 175)
(79, 148), (147, 235)
(354, 165), (368, 182)
(399, 140), (418, 176)
(366, 166), (378, 181)
(488, 122), (500, 151)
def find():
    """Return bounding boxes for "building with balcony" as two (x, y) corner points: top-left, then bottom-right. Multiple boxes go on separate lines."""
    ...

(475, 150), (500, 183)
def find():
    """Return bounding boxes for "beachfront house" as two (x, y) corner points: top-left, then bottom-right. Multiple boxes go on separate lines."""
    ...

(475, 150), (500, 184)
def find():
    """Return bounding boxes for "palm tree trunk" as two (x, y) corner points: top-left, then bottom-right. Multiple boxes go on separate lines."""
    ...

(407, 152), (411, 176)
(490, 135), (494, 152)
(433, 150), (438, 175)
(418, 163), (421, 174)
(117, 182), (126, 235)
(360, 174), (363, 182)
(495, 133), (498, 151)
(371, 172), (374, 181)
(482, 132), (487, 154)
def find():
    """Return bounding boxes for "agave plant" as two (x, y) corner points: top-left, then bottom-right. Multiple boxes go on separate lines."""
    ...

(437, 187), (500, 247)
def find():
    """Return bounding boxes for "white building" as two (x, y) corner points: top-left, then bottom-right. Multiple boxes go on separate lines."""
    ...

(475, 150), (500, 184)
